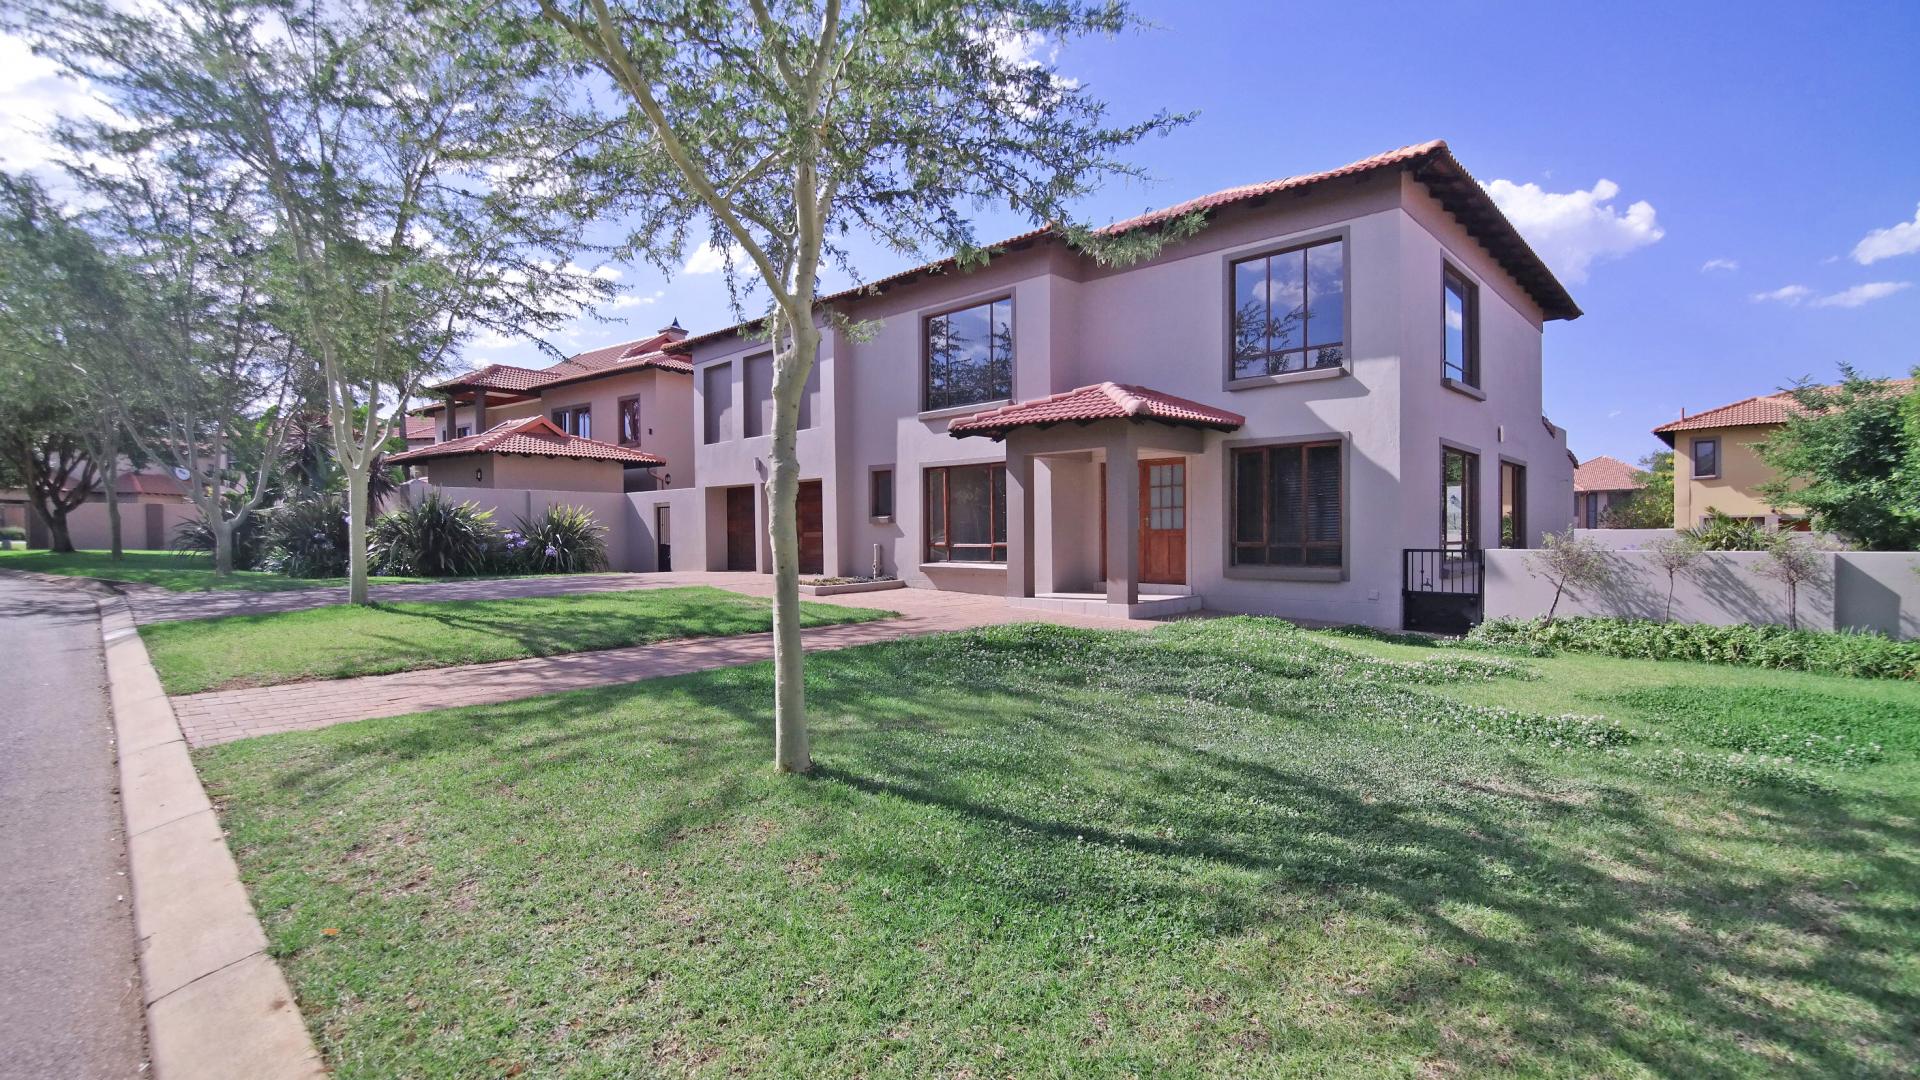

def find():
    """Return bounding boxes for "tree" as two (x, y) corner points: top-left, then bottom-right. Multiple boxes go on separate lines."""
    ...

(1645, 533), (1703, 622)
(1526, 528), (1615, 623)
(1758, 534), (1829, 631)
(1756, 366), (1920, 550)
(520, 0), (1191, 772)
(28, 0), (619, 600)
(1598, 450), (1674, 528)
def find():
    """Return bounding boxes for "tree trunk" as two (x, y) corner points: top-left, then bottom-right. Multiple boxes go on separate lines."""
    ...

(103, 471), (123, 560)
(213, 518), (234, 576)
(346, 462), (371, 604)
(1664, 578), (1675, 623)
(1545, 583), (1564, 624)
(766, 323), (819, 774)
(44, 508), (75, 554)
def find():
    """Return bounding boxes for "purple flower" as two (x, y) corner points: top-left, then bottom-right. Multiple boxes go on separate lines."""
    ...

(544, 544), (558, 558)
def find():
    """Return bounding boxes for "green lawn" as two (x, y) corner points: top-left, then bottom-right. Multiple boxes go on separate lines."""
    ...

(0, 548), (434, 593)
(197, 618), (1920, 1078)
(145, 585), (892, 694)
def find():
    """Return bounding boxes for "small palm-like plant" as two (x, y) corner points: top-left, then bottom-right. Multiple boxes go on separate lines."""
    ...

(261, 495), (350, 578)
(171, 508), (266, 570)
(508, 504), (607, 574)
(369, 494), (497, 577)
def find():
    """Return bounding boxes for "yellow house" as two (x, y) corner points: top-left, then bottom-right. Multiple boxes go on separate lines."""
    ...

(1653, 380), (1913, 527)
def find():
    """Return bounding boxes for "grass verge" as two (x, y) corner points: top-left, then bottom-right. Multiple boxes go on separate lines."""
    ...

(198, 617), (1920, 1078)
(0, 548), (433, 593)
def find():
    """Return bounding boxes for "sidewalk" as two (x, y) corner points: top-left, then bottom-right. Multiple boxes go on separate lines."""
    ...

(170, 584), (1145, 747)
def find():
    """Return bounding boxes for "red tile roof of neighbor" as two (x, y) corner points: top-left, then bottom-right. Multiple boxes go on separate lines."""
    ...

(948, 383), (1246, 440)
(403, 417), (438, 441)
(429, 326), (694, 400)
(1573, 455), (1644, 494)
(667, 140), (1580, 355)
(1652, 378), (1917, 444)
(386, 417), (665, 466)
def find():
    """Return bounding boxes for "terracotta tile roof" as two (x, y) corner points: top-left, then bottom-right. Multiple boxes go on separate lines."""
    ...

(403, 417), (437, 441)
(948, 382), (1246, 440)
(105, 469), (187, 498)
(1573, 455), (1644, 493)
(669, 139), (1580, 356)
(1652, 378), (1916, 443)
(387, 417), (665, 466)
(431, 328), (693, 396)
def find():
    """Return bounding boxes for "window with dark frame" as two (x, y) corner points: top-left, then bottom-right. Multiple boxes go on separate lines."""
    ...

(1229, 441), (1343, 568)
(924, 463), (1006, 562)
(454, 425), (470, 438)
(551, 405), (590, 438)
(617, 395), (643, 446)
(925, 298), (1013, 412)
(1230, 238), (1346, 380)
(1442, 447), (1480, 550)
(1500, 461), (1526, 547)
(1693, 437), (1720, 478)
(1443, 265), (1479, 386)
(870, 468), (895, 521)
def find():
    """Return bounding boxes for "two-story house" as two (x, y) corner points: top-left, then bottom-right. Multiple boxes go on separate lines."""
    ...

(648, 140), (1578, 629)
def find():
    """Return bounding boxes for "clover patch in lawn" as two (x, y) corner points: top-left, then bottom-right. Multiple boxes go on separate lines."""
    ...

(1617, 685), (1920, 767)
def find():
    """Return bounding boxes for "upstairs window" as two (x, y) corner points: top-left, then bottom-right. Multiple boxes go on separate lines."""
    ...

(1231, 238), (1345, 380)
(1692, 437), (1720, 479)
(618, 395), (643, 446)
(702, 364), (730, 444)
(551, 405), (590, 438)
(1443, 265), (1479, 386)
(744, 353), (774, 438)
(925, 298), (1013, 412)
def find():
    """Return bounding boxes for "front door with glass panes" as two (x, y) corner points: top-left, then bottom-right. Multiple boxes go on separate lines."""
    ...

(1138, 459), (1187, 584)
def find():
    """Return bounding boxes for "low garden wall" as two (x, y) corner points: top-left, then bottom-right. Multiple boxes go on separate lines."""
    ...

(387, 481), (640, 571)
(1485, 548), (1920, 639)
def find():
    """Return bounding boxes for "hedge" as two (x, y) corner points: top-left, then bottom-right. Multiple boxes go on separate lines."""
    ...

(1468, 616), (1920, 680)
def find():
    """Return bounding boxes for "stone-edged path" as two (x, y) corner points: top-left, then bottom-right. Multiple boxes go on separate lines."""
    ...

(171, 581), (1150, 747)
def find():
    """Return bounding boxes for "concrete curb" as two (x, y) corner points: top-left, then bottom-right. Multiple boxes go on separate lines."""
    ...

(96, 592), (328, 1079)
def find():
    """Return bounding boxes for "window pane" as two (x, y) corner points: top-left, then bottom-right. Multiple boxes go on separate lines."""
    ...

(872, 469), (894, 518)
(989, 301), (1014, 402)
(925, 471), (945, 547)
(1232, 258), (1269, 380)
(1270, 447), (1304, 547)
(1306, 240), (1344, 348)
(744, 354), (774, 438)
(703, 365), (730, 444)
(948, 466), (992, 546)
(1270, 251), (1305, 355)
(1306, 444), (1341, 543)
(927, 301), (1012, 410)
(991, 466), (1007, 545)
(619, 398), (642, 444)
(1696, 440), (1718, 476)
(1443, 449), (1477, 547)
(1233, 449), (1265, 551)
(1444, 276), (1467, 377)
(574, 409), (590, 440)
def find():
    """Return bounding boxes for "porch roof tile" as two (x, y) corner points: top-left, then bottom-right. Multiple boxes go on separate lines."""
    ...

(947, 382), (1246, 440)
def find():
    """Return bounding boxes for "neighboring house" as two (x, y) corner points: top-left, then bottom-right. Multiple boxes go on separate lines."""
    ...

(1, 464), (196, 549)
(387, 416), (664, 492)
(402, 416), (438, 449)
(414, 322), (696, 492)
(644, 139), (1579, 630)
(1652, 379), (1913, 528)
(1572, 455), (1644, 528)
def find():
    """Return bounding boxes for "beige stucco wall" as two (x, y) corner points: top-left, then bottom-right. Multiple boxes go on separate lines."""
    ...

(1673, 425), (1794, 526)
(421, 453), (625, 493)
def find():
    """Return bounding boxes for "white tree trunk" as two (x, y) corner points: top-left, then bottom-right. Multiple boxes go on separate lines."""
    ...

(102, 469), (123, 560)
(212, 517), (234, 576)
(766, 321), (819, 773)
(345, 459), (371, 604)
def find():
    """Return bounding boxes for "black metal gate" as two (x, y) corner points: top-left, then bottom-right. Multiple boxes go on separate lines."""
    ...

(1402, 548), (1484, 635)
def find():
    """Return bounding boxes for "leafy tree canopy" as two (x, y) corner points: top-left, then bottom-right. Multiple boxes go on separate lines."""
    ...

(1757, 366), (1920, 551)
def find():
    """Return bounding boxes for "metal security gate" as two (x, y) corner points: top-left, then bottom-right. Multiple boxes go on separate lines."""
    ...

(1402, 548), (1484, 635)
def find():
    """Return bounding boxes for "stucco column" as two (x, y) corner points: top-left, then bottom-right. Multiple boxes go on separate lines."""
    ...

(473, 390), (487, 434)
(442, 391), (457, 441)
(1104, 428), (1138, 607)
(1004, 441), (1035, 599)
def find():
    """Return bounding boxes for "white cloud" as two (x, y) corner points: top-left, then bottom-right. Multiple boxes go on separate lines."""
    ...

(0, 33), (121, 177)
(1852, 203), (1920, 265)
(1483, 177), (1664, 284)
(1751, 284), (1813, 305)
(1700, 258), (1739, 273)
(682, 239), (753, 276)
(1811, 281), (1911, 308)
(609, 289), (664, 310)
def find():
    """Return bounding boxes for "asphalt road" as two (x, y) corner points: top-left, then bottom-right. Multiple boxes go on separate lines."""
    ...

(0, 575), (147, 1077)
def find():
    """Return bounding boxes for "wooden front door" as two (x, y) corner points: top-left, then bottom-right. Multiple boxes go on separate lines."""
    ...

(1139, 458), (1186, 585)
(725, 486), (756, 571)
(797, 480), (824, 575)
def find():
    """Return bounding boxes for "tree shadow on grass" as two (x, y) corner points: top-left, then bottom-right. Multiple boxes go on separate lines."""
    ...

(218, 622), (1920, 1078)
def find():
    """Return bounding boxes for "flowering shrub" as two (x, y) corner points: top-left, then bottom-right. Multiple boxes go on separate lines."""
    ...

(503, 504), (607, 574)
(1470, 616), (1920, 680)
(369, 495), (496, 577)
(260, 495), (350, 578)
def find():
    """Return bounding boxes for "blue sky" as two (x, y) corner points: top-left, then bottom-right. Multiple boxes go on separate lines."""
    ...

(4, 1), (1916, 464)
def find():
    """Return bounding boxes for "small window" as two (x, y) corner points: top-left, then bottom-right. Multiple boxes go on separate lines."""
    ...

(1693, 437), (1720, 479)
(924, 463), (1006, 562)
(1500, 461), (1526, 547)
(454, 425), (470, 438)
(744, 353), (774, 438)
(925, 298), (1013, 412)
(1443, 265), (1479, 386)
(551, 406), (590, 438)
(870, 468), (895, 522)
(1230, 442), (1343, 567)
(702, 364), (730, 444)
(1442, 446), (1480, 550)
(1230, 238), (1346, 381)
(617, 396), (643, 446)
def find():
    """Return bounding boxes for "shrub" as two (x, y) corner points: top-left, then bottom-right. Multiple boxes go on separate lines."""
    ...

(1469, 616), (1920, 680)
(503, 504), (607, 574)
(171, 512), (266, 569)
(369, 494), (496, 577)
(1683, 509), (1771, 551)
(0, 525), (25, 542)
(260, 495), (350, 578)
(1525, 528), (1616, 621)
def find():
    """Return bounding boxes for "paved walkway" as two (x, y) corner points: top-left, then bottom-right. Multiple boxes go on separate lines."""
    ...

(171, 582), (1145, 747)
(0, 575), (147, 1077)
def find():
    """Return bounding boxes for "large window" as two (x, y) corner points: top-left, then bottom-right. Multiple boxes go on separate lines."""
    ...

(1442, 447), (1480, 550)
(551, 405), (590, 438)
(924, 463), (1006, 562)
(618, 395), (643, 446)
(1443, 265), (1479, 386)
(1692, 437), (1720, 479)
(925, 298), (1013, 411)
(1500, 461), (1526, 548)
(1230, 442), (1343, 567)
(1230, 238), (1345, 380)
